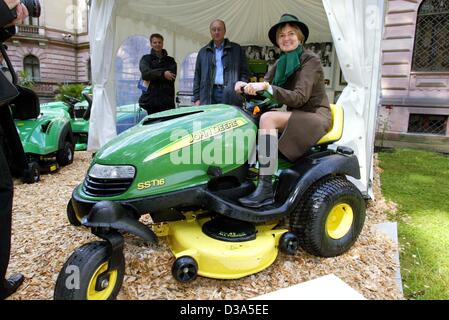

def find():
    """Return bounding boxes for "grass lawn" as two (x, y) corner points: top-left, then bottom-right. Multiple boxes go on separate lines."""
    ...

(378, 148), (449, 300)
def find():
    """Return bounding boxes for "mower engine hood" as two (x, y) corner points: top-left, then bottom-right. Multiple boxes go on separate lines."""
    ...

(85, 105), (256, 200)
(95, 105), (253, 164)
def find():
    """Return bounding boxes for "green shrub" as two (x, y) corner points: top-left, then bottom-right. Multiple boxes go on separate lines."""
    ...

(55, 83), (85, 103)
(18, 70), (36, 90)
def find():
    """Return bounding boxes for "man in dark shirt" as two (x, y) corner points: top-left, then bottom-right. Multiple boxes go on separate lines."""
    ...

(193, 19), (249, 106)
(0, 0), (28, 300)
(138, 33), (177, 115)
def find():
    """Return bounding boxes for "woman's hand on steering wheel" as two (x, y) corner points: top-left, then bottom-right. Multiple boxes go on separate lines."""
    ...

(234, 81), (247, 94)
(244, 82), (269, 96)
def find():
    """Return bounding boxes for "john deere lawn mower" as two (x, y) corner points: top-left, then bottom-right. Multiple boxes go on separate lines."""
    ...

(45, 86), (147, 151)
(41, 86), (92, 151)
(116, 104), (148, 135)
(10, 87), (75, 182)
(54, 93), (366, 300)
(0, 44), (75, 184)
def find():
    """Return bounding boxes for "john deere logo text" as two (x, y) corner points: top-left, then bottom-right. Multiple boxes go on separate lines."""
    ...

(144, 118), (249, 162)
(191, 119), (240, 142)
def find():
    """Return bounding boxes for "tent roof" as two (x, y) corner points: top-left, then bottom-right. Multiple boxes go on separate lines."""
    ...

(88, 0), (386, 197)
(116, 0), (332, 46)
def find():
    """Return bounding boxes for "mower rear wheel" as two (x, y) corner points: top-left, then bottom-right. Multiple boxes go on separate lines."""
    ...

(54, 241), (125, 300)
(279, 232), (299, 255)
(66, 199), (82, 226)
(22, 161), (40, 184)
(290, 176), (366, 257)
(172, 256), (198, 283)
(57, 140), (74, 166)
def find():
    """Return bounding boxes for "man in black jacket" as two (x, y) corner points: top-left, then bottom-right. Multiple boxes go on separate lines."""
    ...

(193, 19), (249, 106)
(138, 33), (177, 115)
(0, 0), (28, 300)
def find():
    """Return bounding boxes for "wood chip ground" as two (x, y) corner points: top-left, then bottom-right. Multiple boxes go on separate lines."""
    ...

(6, 152), (403, 300)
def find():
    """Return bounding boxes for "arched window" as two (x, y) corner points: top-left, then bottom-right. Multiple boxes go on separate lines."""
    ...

(179, 52), (198, 93)
(23, 55), (40, 80)
(114, 35), (151, 133)
(115, 57), (124, 80)
(115, 35), (150, 106)
(412, 0), (449, 72)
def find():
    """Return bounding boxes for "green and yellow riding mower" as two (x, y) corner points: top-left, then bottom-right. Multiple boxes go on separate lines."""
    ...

(0, 45), (75, 184)
(54, 93), (366, 300)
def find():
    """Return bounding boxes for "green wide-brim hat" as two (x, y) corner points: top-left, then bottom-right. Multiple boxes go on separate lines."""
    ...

(268, 13), (310, 47)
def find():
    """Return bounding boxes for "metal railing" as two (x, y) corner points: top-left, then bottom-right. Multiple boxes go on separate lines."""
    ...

(17, 25), (40, 35)
(412, 1), (449, 72)
(408, 114), (448, 135)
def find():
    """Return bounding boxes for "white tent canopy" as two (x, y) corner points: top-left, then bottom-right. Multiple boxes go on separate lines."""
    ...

(88, 0), (385, 197)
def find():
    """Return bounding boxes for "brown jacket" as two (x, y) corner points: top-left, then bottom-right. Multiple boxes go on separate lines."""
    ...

(265, 50), (331, 162)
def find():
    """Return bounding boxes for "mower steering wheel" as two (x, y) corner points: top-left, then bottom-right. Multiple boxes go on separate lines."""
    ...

(64, 95), (80, 106)
(240, 87), (279, 118)
(82, 92), (92, 120)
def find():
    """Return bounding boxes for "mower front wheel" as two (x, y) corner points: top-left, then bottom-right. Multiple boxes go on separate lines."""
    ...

(54, 241), (125, 300)
(57, 140), (74, 166)
(172, 256), (198, 283)
(66, 199), (82, 226)
(22, 161), (40, 184)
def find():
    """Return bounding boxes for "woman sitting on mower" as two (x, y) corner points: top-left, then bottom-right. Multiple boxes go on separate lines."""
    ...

(234, 14), (332, 208)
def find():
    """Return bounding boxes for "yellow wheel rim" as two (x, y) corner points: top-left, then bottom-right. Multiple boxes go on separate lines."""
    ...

(86, 262), (118, 300)
(325, 203), (354, 240)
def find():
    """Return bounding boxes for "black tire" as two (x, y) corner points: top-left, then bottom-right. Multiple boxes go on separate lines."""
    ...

(56, 140), (74, 166)
(22, 161), (40, 184)
(54, 241), (125, 300)
(290, 176), (366, 257)
(172, 256), (198, 283)
(279, 232), (299, 255)
(66, 199), (82, 226)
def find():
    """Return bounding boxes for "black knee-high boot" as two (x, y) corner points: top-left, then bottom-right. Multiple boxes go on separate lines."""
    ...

(239, 133), (277, 208)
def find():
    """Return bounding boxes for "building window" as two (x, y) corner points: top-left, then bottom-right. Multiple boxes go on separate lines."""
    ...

(115, 35), (151, 106)
(87, 58), (92, 82)
(22, 15), (39, 26)
(23, 55), (40, 80)
(179, 52), (198, 93)
(86, 0), (91, 32)
(408, 114), (448, 135)
(412, 0), (449, 72)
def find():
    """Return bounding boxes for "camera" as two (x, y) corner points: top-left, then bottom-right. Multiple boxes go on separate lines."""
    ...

(14, 0), (41, 18)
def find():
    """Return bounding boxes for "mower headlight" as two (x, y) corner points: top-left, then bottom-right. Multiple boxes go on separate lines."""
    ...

(88, 164), (135, 179)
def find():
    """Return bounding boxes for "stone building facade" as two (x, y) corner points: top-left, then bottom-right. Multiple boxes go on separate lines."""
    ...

(378, 0), (449, 152)
(4, 0), (90, 103)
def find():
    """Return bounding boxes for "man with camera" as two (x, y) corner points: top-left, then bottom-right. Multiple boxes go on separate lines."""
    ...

(0, 0), (28, 26)
(0, 0), (32, 300)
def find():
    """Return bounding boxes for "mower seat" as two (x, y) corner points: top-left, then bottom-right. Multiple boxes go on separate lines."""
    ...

(9, 86), (40, 120)
(316, 104), (344, 146)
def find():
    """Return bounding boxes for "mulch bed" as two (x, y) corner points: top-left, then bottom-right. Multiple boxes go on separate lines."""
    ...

(6, 152), (403, 300)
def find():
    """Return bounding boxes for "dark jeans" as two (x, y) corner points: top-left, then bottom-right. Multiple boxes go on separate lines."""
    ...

(211, 85), (224, 104)
(0, 129), (13, 295)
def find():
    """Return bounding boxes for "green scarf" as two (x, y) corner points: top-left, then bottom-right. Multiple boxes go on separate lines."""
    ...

(272, 46), (304, 87)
